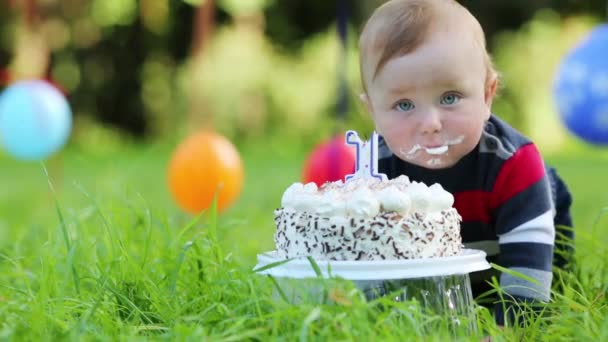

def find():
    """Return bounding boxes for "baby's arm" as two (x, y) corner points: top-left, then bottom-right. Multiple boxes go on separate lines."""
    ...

(490, 143), (555, 326)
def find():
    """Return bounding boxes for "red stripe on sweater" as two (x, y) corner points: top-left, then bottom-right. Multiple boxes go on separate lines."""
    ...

(490, 143), (545, 209)
(454, 191), (491, 223)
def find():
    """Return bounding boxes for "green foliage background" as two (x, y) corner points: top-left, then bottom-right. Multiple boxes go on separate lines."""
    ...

(1, 2), (608, 340)
(1, 1), (606, 151)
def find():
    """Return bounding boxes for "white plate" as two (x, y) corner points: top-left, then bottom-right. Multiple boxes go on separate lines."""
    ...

(254, 249), (491, 280)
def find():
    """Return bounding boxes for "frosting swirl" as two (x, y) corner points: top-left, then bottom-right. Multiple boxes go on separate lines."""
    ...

(378, 186), (411, 215)
(346, 187), (380, 217)
(280, 177), (454, 218)
(315, 190), (347, 216)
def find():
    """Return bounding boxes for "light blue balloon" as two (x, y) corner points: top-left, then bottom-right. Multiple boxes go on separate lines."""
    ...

(0, 80), (72, 160)
(554, 24), (608, 145)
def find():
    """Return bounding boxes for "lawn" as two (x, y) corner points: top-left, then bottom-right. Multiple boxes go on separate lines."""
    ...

(0, 141), (607, 340)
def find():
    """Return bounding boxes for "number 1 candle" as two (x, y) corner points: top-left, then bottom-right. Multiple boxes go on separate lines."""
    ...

(345, 130), (388, 181)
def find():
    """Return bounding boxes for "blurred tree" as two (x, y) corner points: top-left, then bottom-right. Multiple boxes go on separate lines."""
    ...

(262, 0), (608, 53)
(0, 3), (16, 70)
(263, 1), (345, 53)
(461, 0), (608, 49)
(1, 0), (57, 90)
(68, 1), (182, 137)
(1, 0), (607, 140)
(65, 1), (234, 138)
(186, 0), (215, 132)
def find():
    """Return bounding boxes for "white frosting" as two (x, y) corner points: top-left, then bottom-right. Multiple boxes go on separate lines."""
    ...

(407, 182), (432, 213)
(303, 182), (318, 192)
(281, 182), (320, 212)
(314, 190), (347, 216)
(346, 187), (381, 217)
(292, 192), (318, 212)
(429, 183), (454, 211)
(280, 177), (454, 218)
(394, 174), (411, 184)
(378, 186), (411, 215)
(425, 145), (449, 155)
(281, 183), (303, 208)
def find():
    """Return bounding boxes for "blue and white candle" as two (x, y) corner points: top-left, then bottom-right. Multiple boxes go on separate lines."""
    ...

(345, 130), (388, 182)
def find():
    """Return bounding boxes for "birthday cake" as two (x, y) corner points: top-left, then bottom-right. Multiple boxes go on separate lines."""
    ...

(273, 131), (463, 261)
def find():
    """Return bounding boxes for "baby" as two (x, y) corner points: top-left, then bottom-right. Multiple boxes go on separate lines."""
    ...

(359, 0), (573, 326)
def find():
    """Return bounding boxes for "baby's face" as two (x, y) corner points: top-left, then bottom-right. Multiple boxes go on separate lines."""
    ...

(364, 28), (495, 169)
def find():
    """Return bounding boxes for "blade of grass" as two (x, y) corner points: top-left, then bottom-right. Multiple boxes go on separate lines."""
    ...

(491, 263), (540, 285)
(252, 258), (292, 273)
(217, 328), (266, 342)
(72, 181), (122, 258)
(42, 163), (80, 294)
(169, 241), (194, 298)
(207, 192), (223, 265)
(171, 209), (206, 248)
(75, 271), (110, 332)
(135, 193), (153, 270)
(299, 307), (321, 342)
(105, 282), (155, 325)
(192, 242), (206, 283)
(306, 256), (323, 278)
(268, 275), (289, 302)
(591, 207), (608, 230)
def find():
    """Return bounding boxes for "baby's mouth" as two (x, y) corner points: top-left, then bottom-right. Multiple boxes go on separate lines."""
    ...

(401, 144), (449, 158)
(425, 145), (449, 155)
(399, 135), (464, 160)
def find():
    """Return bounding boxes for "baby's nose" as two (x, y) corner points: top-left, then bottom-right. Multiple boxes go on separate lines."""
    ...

(419, 110), (442, 134)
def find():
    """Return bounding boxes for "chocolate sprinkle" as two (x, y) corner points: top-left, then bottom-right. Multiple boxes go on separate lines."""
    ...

(273, 200), (462, 260)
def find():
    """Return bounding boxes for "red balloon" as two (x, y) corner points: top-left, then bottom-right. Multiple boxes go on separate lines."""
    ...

(302, 134), (356, 187)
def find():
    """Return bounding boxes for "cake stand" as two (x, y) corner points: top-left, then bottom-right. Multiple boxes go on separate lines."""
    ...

(253, 249), (491, 334)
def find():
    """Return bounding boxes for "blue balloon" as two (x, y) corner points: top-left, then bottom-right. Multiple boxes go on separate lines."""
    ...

(554, 24), (608, 145)
(0, 80), (72, 160)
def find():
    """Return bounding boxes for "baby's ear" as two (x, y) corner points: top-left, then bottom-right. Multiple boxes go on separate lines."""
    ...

(484, 77), (498, 107)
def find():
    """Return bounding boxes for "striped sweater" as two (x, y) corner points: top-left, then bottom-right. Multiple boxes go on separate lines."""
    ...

(378, 115), (557, 324)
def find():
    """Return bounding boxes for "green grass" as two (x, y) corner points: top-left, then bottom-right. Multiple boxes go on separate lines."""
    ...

(0, 141), (607, 341)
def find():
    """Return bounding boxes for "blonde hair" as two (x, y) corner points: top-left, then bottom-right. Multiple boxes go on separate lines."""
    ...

(359, 0), (497, 92)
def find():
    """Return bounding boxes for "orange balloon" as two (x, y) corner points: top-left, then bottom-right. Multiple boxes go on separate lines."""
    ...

(167, 131), (244, 214)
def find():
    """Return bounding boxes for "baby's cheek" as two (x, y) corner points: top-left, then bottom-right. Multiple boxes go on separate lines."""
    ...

(377, 123), (395, 138)
(383, 118), (409, 134)
(385, 127), (407, 141)
(455, 138), (478, 158)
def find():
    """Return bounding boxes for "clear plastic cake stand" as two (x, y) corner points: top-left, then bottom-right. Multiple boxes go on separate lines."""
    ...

(254, 249), (491, 335)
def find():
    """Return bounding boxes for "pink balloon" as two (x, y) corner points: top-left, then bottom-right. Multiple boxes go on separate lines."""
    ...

(302, 134), (356, 187)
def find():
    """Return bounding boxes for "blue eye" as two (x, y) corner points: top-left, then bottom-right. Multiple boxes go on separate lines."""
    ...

(396, 100), (415, 112)
(440, 93), (461, 105)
